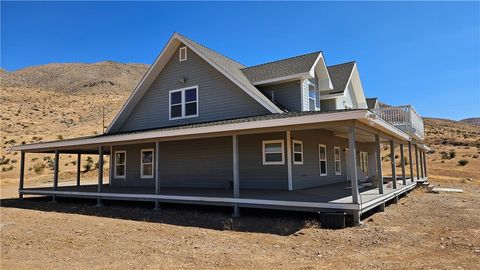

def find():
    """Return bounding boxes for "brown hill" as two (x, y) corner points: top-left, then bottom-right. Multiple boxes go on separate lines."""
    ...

(459, 117), (480, 126)
(1, 61), (149, 93)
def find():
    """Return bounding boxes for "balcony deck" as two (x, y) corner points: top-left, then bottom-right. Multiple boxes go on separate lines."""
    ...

(372, 105), (424, 140)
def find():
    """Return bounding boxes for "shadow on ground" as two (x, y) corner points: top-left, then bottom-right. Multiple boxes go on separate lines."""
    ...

(0, 196), (325, 235)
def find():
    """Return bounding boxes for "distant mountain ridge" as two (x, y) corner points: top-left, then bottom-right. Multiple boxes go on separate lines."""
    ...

(459, 118), (480, 126)
(1, 61), (149, 93)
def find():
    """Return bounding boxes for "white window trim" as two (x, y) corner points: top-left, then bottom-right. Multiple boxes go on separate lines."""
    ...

(262, 140), (285, 165)
(169, 85), (199, 120)
(140, 148), (154, 179)
(307, 81), (320, 111)
(293, 140), (303, 165)
(319, 144), (327, 176)
(179, 46), (187, 62)
(334, 146), (341, 175)
(114, 150), (126, 179)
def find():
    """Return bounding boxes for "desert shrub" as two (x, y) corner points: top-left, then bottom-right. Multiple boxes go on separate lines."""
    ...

(33, 162), (46, 175)
(440, 151), (449, 160)
(458, 159), (469, 166)
(0, 156), (10, 165)
(473, 155), (478, 159)
(57, 135), (64, 140)
(2, 165), (14, 172)
(449, 149), (456, 159)
(83, 156), (94, 172)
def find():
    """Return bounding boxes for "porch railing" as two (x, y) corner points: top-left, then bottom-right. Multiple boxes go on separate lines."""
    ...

(372, 105), (424, 140)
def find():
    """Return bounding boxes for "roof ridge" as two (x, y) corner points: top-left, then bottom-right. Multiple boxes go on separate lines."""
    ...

(327, 61), (356, 68)
(241, 51), (322, 70)
(175, 32), (246, 67)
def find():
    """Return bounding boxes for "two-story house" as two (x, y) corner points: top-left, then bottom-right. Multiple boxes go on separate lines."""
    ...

(11, 33), (429, 227)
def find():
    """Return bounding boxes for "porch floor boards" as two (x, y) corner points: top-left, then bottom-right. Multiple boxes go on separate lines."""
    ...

(21, 178), (419, 211)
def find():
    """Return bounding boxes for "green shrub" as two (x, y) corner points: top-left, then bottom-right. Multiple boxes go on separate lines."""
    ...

(458, 159), (469, 166)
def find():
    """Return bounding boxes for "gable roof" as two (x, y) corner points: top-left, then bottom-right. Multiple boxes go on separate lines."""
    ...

(366, 97), (378, 109)
(241, 52), (321, 84)
(106, 32), (284, 133)
(323, 61), (356, 95)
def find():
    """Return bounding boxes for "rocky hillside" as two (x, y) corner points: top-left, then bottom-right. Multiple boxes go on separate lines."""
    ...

(459, 117), (480, 126)
(1, 61), (149, 93)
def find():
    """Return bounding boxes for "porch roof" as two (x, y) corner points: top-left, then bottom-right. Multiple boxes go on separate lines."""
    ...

(10, 109), (411, 153)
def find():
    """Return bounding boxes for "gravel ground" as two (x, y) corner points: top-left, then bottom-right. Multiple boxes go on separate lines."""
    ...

(1, 177), (479, 270)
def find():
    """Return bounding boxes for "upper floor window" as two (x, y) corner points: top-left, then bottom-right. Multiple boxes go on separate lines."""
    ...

(179, 46), (187, 62)
(308, 82), (319, 110)
(169, 86), (198, 120)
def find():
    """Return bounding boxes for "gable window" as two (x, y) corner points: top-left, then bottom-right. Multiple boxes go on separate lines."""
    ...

(319, 144), (327, 176)
(334, 146), (341, 175)
(263, 140), (284, 165)
(169, 86), (198, 120)
(114, 151), (126, 178)
(179, 46), (187, 62)
(293, 140), (303, 165)
(141, 149), (154, 178)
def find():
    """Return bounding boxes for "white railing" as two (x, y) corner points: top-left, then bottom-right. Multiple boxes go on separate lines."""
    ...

(372, 105), (424, 140)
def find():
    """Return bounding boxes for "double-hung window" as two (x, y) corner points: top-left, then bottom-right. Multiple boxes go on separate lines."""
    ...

(334, 146), (341, 175)
(263, 140), (284, 165)
(141, 149), (154, 178)
(319, 144), (327, 176)
(293, 140), (303, 165)
(114, 151), (126, 178)
(308, 82), (319, 111)
(169, 86), (198, 120)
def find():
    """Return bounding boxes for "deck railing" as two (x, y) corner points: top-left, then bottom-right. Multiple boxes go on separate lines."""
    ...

(372, 105), (424, 140)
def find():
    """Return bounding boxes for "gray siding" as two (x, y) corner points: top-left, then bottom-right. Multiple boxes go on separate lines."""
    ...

(112, 143), (156, 187)
(110, 129), (375, 191)
(259, 81), (301, 111)
(159, 137), (233, 188)
(119, 45), (270, 132)
(238, 132), (288, 190)
(320, 99), (337, 111)
(291, 129), (373, 189)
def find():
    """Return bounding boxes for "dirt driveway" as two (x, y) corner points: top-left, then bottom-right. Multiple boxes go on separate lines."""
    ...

(1, 178), (479, 269)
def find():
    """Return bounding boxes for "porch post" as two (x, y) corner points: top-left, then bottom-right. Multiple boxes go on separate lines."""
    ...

(414, 144), (420, 180)
(286, 131), (293, 191)
(19, 151), (25, 199)
(232, 135), (240, 217)
(348, 124), (360, 225)
(390, 140), (397, 189)
(52, 150), (59, 202)
(76, 153), (81, 187)
(400, 143), (406, 185)
(420, 150), (424, 179)
(423, 151), (428, 178)
(408, 141), (414, 183)
(96, 146), (104, 207)
(374, 134), (384, 194)
(154, 141), (161, 210)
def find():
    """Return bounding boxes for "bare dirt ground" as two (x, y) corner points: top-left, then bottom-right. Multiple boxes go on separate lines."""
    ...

(1, 176), (479, 269)
(1, 63), (480, 269)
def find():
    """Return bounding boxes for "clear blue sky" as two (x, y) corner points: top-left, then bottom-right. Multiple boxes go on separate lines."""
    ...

(1, 1), (479, 120)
